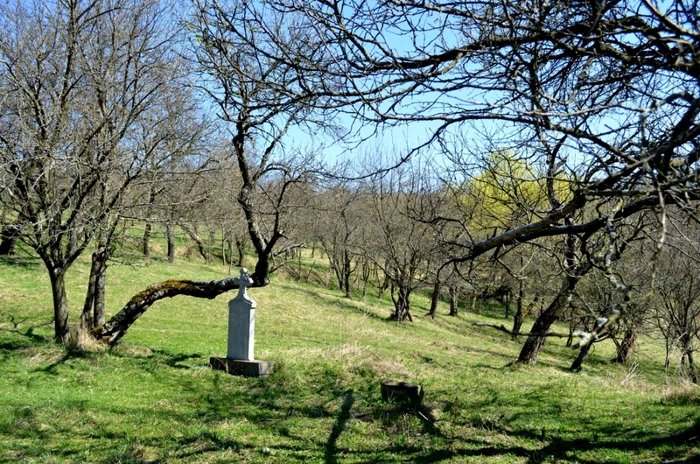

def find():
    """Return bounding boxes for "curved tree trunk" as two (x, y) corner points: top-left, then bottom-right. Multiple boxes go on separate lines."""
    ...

(93, 275), (245, 346)
(180, 222), (211, 264)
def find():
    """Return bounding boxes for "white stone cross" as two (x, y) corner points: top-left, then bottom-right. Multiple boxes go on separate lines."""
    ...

(227, 268), (257, 360)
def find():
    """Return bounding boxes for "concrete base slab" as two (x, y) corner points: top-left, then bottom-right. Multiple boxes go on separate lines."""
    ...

(209, 357), (274, 377)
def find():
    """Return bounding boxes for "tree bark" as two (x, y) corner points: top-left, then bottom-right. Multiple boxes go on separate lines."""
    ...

(517, 277), (577, 365)
(512, 292), (537, 340)
(688, 350), (698, 384)
(50, 268), (70, 343)
(449, 286), (459, 316)
(80, 244), (110, 332)
(0, 223), (20, 255)
(236, 238), (245, 267)
(166, 222), (176, 263)
(570, 341), (593, 371)
(614, 328), (638, 364)
(390, 282), (413, 322)
(81, 254), (100, 330)
(681, 335), (698, 384)
(221, 229), (227, 266)
(180, 223), (211, 263)
(343, 249), (352, 298)
(94, 267), (106, 327)
(93, 275), (243, 346)
(378, 265), (390, 300)
(142, 222), (152, 260)
(504, 290), (512, 319)
(427, 279), (441, 319)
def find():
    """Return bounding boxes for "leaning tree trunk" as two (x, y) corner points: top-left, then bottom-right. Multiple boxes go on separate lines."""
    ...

(517, 277), (577, 365)
(180, 223), (211, 264)
(93, 275), (249, 346)
(570, 340), (593, 371)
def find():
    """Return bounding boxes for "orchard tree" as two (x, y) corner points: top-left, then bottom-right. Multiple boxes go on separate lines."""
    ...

(365, 168), (446, 321)
(189, 0), (327, 287)
(315, 184), (361, 298)
(0, 0), (190, 342)
(654, 218), (700, 383)
(222, 0), (700, 358)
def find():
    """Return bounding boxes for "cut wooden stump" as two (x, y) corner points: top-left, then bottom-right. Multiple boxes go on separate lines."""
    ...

(380, 380), (423, 407)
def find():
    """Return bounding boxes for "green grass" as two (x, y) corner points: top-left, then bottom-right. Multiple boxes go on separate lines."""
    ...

(0, 248), (698, 463)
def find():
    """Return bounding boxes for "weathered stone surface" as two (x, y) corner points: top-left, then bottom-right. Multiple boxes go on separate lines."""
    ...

(380, 380), (423, 406)
(211, 268), (274, 377)
(227, 268), (256, 360)
(209, 357), (274, 377)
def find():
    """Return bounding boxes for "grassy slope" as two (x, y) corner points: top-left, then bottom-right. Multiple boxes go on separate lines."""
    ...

(0, 246), (698, 463)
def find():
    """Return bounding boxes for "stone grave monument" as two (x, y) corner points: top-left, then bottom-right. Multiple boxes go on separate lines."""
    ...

(210, 268), (274, 377)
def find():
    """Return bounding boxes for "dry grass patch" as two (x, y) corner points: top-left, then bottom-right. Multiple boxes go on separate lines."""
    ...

(662, 383), (700, 405)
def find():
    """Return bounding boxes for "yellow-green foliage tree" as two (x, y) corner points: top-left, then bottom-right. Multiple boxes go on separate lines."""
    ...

(462, 151), (572, 235)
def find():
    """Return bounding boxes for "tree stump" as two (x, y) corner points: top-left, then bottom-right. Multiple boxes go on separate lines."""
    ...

(380, 380), (423, 407)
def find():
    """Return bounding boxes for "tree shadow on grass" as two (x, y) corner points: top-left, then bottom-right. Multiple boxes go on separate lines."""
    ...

(8, 338), (696, 464)
(148, 349), (203, 369)
(0, 255), (42, 268)
(325, 389), (354, 464)
(0, 313), (52, 351)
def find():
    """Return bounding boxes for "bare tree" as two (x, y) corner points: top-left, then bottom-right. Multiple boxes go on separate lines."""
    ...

(654, 219), (700, 383)
(363, 168), (445, 321)
(0, 0), (191, 342)
(189, 0), (327, 287)
(314, 184), (361, 297)
(216, 0), (700, 350)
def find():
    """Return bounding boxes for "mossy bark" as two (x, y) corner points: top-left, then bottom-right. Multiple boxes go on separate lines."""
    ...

(93, 276), (246, 346)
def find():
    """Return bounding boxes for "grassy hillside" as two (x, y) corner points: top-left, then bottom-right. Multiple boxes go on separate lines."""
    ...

(0, 248), (698, 463)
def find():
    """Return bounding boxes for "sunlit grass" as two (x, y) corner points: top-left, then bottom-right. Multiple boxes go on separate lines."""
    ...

(0, 245), (698, 463)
